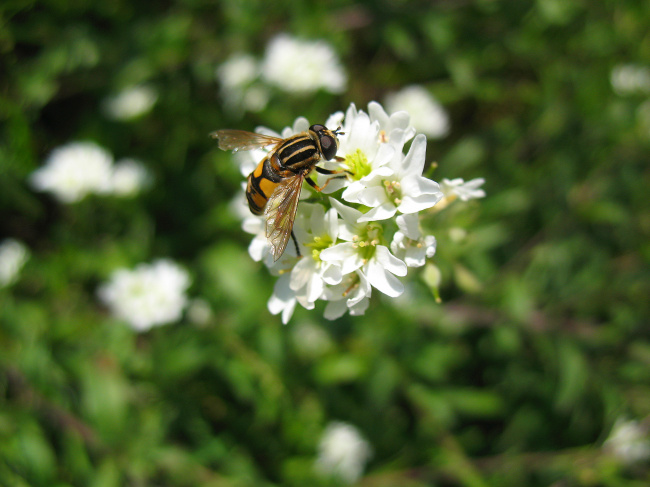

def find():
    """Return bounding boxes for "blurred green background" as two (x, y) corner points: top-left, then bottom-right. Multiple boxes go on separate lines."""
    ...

(2, 0), (650, 485)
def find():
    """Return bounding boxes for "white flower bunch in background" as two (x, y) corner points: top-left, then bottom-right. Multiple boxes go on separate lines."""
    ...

(216, 53), (269, 115)
(102, 84), (158, 121)
(610, 64), (650, 96)
(232, 102), (485, 323)
(261, 34), (346, 94)
(603, 417), (650, 465)
(30, 142), (150, 203)
(0, 239), (29, 288)
(216, 34), (346, 115)
(98, 259), (191, 331)
(315, 421), (372, 484)
(385, 85), (450, 138)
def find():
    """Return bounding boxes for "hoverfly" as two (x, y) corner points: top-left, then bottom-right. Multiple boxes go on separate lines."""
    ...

(212, 124), (346, 261)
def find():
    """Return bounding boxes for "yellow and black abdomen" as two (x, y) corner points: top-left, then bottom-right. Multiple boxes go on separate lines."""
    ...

(246, 134), (321, 215)
(246, 156), (284, 215)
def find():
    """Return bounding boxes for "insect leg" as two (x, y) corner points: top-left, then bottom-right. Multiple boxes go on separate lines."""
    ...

(307, 168), (350, 192)
(291, 230), (301, 257)
(314, 166), (351, 175)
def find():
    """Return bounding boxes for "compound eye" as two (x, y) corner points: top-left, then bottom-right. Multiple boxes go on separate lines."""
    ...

(319, 134), (337, 160)
(309, 124), (325, 132)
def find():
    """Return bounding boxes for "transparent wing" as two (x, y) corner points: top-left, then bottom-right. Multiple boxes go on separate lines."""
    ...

(210, 129), (283, 152)
(264, 174), (305, 261)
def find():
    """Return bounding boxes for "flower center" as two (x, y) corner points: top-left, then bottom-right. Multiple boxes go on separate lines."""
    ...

(352, 223), (383, 261)
(305, 235), (333, 262)
(384, 179), (402, 206)
(344, 149), (371, 180)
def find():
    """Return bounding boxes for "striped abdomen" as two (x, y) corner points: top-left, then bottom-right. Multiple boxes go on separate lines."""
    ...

(246, 156), (283, 215)
(245, 134), (320, 215)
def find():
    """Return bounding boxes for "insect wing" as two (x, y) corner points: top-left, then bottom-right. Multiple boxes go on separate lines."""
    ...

(211, 130), (283, 152)
(264, 174), (304, 261)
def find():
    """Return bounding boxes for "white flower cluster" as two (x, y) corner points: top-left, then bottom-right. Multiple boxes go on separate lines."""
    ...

(102, 84), (158, 121)
(234, 102), (485, 323)
(315, 421), (372, 484)
(98, 259), (191, 331)
(216, 34), (346, 115)
(385, 85), (450, 139)
(261, 34), (347, 94)
(0, 239), (29, 288)
(610, 64), (650, 96)
(604, 417), (650, 465)
(30, 142), (150, 203)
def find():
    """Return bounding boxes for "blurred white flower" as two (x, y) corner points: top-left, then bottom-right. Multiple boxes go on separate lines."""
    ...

(0, 239), (29, 287)
(216, 54), (269, 114)
(261, 34), (346, 94)
(315, 421), (372, 484)
(385, 85), (450, 138)
(604, 418), (650, 464)
(103, 84), (158, 120)
(30, 142), (114, 203)
(440, 177), (486, 201)
(98, 259), (191, 331)
(217, 54), (259, 89)
(110, 158), (151, 196)
(31, 142), (151, 202)
(610, 64), (650, 96)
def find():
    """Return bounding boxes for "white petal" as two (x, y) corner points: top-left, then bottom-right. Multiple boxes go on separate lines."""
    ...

(366, 258), (404, 297)
(309, 204), (326, 236)
(324, 299), (348, 320)
(371, 144), (396, 169)
(325, 111), (345, 130)
(404, 246), (426, 267)
(324, 208), (339, 240)
(348, 296), (369, 316)
(346, 270), (371, 306)
(395, 213), (421, 240)
(341, 180), (365, 203)
(424, 235), (437, 258)
(357, 202), (396, 222)
(398, 192), (442, 214)
(305, 271), (324, 303)
(374, 245), (407, 276)
(356, 185), (389, 207)
(363, 165), (393, 180)
(248, 235), (268, 262)
(241, 215), (264, 235)
(400, 174), (441, 196)
(317, 173), (348, 194)
(290, 257), (315, 291)
(400, 133), (427, 176)
(329, 198), (363, 226)
(368, 101), (390, 127)
(320, 242), (364, 274)
(322, 263), (343, 285)
(268, 276), (296, 323)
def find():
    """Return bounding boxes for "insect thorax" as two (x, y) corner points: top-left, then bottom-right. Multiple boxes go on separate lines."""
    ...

(276, 134), (320, 171)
